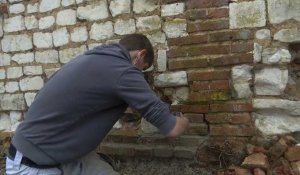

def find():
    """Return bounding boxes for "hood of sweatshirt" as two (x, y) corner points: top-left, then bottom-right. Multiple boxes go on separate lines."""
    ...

(84, 44), (132, 64)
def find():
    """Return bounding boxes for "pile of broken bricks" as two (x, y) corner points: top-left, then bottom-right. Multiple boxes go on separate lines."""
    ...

(217, 135), (300, 175)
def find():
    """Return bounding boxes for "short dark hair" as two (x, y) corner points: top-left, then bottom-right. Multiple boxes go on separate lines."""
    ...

(119, 34), (154, 66)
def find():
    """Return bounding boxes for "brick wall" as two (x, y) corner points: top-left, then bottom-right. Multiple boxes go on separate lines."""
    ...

(0, 0), (300, 168)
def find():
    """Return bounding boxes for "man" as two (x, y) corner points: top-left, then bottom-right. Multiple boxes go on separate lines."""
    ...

(6, 34), (189, 174)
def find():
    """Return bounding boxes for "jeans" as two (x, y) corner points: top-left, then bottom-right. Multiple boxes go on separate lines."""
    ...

(6, 150), (119, 175)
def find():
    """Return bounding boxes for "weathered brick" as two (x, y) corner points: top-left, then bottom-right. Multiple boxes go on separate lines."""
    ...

(161, 0), (185, 4)
(168, 34), (208, 46)
(242, 153), (269, 169)
(172, 104), (210, 113)
(205, 113), (251, 124)
(193, 80), (230, 91)
(189, 91), (231, 102)
(188, 20), (229, 32)
(210, 54), (253, 66)
(154, 145), (173, 158)
(168, 45), (230, 58)
(210, 125), (254, 136)
(134, 145), (153, 157)
(186, 9), (207, 20)
(208, 30), (253, 42)
(268, 138), (288, 162)
(207, 8), (229, 19)
(185, 123), (208, 135)
(174, 146), (197, 159)
(0, 4), (8, 14)
(210, 101), (253, 112)
(188, 69), (230, 81)
(231, 42), (254, 53)
(168, 57), (208, 70)
(184, 113), (204, 123)
(99, 143), (135, 156)
(187, 0), (229, 9)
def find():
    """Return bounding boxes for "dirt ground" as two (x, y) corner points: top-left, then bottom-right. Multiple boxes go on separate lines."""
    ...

(117, 158), (212, 175)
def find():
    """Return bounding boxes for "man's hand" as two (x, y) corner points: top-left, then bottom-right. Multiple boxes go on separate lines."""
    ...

(167, 114), (189, 138)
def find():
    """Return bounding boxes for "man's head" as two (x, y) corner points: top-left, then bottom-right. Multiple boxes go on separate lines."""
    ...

(119, 34), (154, 71)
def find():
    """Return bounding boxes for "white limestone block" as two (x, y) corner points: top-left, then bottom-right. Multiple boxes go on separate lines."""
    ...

(114, 19), (136, 35)
(90, 21), (114, 40)
(255, 68), (288, 95)
(157, 50), (167, 72)
(24, 66), (43, 76)
(39, 0), (61, 13)
(7, 67), (23, 79)
(256, 29), (271, 40)
(136, 15), (161, 32)
(230, 0), (266, 28)
(35, 50), (59, 63)
(25, 15), (38, 30)
(161, 3), (185, 17)
(24, 92), (36, 107)
(39, 16), (55, 30)
(77, 2), (109, 21)
(0, 53), (11, 66)
(5, 81), (19, 93)
(27, 3), (38, 14)
(4, 15), (25, 32)
(56, 9), (76, 26)
(163, 19), (188, 38)
(71, 26), (88, 42)
(133, 0), (159, 14)
(62, 0), (75, 7)
(9, 3), (25, 14)
(0, 94), (26, 110)
(59, 45), (86, 63)
(19, 76), (44, 91)
(0, 82), (4, 93)
(33, 32), (53, 48)
(0, 69), (5, 79)
(53, 27), (70, 47)
(109, 0), (131, 17)
(154, 71), (188, 87)
(0, 113), (11, 131)
(1, 34), (32, 52)
(12, 53), (34, 64)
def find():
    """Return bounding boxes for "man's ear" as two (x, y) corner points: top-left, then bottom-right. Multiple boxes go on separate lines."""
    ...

(138, 49), (147, 58)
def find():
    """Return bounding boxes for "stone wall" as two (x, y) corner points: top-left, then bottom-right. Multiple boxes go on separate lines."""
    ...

(0, 0), (299, 169)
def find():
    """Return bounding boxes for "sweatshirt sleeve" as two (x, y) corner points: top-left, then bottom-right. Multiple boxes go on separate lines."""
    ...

(116, 68), (176, 135)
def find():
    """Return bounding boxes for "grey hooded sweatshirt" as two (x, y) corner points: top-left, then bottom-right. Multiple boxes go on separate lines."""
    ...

(12, 44), (176, 165)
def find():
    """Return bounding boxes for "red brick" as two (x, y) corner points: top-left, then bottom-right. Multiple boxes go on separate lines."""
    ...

(231, 42), (254, 53)
(209, 30), (253, 42)
(210, 124), (254, 136)
(185, 113), (204, 123)
(0, 4), (8, 14)
(172, 104), (210, 113)
(185, 123), (208, 135)
(285, 146), (300, 161)
(168, 57), (208, 70)
(193, 80), (230, 91)
(188, 20), (229, 32)
(188, 69), (230, 81)
(242, 153), (269, 169)
(207, 8), (229, 18)
(168, 34), (208, 46)
(189, 91), (231, 102)
(272, 158), (294, 175)
(167, 45), (230, 58)
(210, 101), (253, 112)
(187, 0), (229, 9)
(205, 113), (251, 124)
(210, 54), (253, 66)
